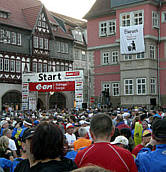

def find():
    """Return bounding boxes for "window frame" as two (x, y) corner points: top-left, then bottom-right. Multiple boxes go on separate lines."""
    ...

(112, 51), (118, 64)
(150, 78), (156, 94)
(112, 82), (120, 96)
(124, 54), (132, 60)
(10, 59), (15, 72)
(152, 11), (159, 28)
(4, 58), (9, 72)
(124, 79), (134, 95)
(136, 52), (145, 59)
(150, 45), (156, 59)
(33, 36), (38, 48)
(16, 60), (21, 73)
(102, 52), (110, 65)
(136, 78), (146, 95)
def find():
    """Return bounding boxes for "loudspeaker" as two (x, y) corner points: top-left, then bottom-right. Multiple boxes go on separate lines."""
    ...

(150, 98), (156, 106)
(82, 103), (87, 109)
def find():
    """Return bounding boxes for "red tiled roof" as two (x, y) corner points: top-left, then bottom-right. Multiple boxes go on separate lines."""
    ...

(0, 0), (42, 30)
(22, 5), (41, 29)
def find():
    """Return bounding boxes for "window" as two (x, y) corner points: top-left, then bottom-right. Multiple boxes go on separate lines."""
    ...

(6, 31), (10, 44)
(124, 79), (133, 95)
(4, 59), (9, 71)
(107, 20), (116, 35)
(10, 60), (15, 72)
(99, 20), (116, 37)
(150, 78), (156, 94)
(39, 38), (43, 49)
(75, 49), (79, 60)
(0, 29), (4, 42)
(43, 63), (47, 72)
(103, 83), (110, 93)
(134, 11), (143, 25)
(152, 11), (159, 28)
(38, 63), (42, 72)
(56, 41), (60, 52)
(16, 60), (21, 72)
(0, 12), (8, 19)
(121, 13), (131, 26)
(136, 52), (145, 59)
(44, 39), (48, 50)
(48, 62), (52, 72)
(32, 62), (37, 72)
(64, 43), (69, 53)
(102, 52), (110, 65)
(82, 51), (86, 61)
(162, 12), (166, 23)
(11, 32), (16, 44)
(33, 36), (38, 48)
(112, 51), (118, 64)
(0, 56), (3, 71)
(136, 78), (146, 95)
(150, 45), (156, 59)
(61, 42), (65, 53)
(112, 83), (120, 96)
(124, 54), (132, 60)
(121, 10), (144, 26)
(17, 33), (21, 45)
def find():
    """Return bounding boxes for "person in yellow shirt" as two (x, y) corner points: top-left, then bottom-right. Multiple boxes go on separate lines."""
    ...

(74, 127), (92, 151)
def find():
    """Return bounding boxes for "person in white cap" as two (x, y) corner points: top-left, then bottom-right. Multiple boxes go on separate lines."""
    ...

(0, 120), (9, 136)
(65, 123), (76, 149)
(111, 136), (129, 149)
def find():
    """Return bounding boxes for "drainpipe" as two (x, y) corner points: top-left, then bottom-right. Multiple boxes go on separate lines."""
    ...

(157, 0), (162, 107)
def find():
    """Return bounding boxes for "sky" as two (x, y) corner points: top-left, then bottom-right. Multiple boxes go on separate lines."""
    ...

(40, 0), (96, 20)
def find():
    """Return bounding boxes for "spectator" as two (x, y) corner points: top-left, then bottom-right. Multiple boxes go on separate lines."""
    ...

(0, 121), (9, 137)
(135, 119), (166, 172)
(65, 123), (76, 149)
(14, 128), (35, 172)
(132, 130), (151, 157)
(30, 122), (77, 171)
(111, 136), (129, 150)
(75, 113), (137, 172)
(3, 129), (17, 158)
(74, 127), (92, 151)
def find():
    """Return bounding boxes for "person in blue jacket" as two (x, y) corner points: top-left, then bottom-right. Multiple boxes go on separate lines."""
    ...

(135, 119), (166, 172)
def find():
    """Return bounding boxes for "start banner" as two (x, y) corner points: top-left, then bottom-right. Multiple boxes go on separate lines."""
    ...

(29, 81), (75, 92)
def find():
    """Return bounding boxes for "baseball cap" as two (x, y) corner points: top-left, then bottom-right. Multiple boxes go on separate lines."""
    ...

(22, 128), (35, 142)
(1, 120), (8, 127)
(111, 136), (129, 146)
(66, 123), (74, 129)
(152, 119), (166, 139)
(142, 130), (152, 137)
(23, 118), (32, 126)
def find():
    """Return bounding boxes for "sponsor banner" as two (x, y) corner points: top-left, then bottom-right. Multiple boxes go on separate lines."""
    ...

(29, 81), (75, 92)
(29, 92), (37, 111)
(120, 24), (145, 54)
(75, 81), (83, 89)
(22, 102), (29, 111)
(22, 70), (83, 83)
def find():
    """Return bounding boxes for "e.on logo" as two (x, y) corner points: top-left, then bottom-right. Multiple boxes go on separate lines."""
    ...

(36, 84), (53, 90)
(66, 71), (80, 76)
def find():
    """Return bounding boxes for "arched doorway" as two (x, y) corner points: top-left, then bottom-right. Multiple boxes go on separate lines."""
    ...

(37, 98), (44, 110)
(49, 92), (66, 109)
(2, 90), (22, 110)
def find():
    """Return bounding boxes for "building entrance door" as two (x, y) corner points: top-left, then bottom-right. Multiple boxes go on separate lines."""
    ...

(49, 93), (66, 109)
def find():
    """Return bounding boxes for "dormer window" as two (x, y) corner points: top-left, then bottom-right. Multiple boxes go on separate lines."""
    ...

(0, 11), (8, 19)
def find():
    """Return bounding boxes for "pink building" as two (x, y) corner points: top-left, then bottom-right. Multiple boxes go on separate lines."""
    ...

(85, 0), (166, 108)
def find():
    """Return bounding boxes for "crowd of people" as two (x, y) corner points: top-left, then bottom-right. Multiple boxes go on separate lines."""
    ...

(0, 107), (166, 172)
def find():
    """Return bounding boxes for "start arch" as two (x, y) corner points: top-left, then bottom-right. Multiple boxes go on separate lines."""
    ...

(2, 90), (22, 110)
(49, 92), (66, 109)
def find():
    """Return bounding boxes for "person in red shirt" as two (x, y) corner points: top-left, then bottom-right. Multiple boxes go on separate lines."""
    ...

(75, 113), (138, 172)
(132, 130), (151, 157)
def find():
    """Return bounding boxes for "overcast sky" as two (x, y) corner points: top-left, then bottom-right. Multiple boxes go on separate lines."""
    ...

(40, 0), (96, 20)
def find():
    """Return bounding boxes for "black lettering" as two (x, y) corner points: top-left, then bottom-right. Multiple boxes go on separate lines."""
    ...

(48, 74), (53, 80)
(53, 74), (57, 80)
(43, 74), (47, 81)
(58, 73), (61, 80)
(39, 73), (43, 81)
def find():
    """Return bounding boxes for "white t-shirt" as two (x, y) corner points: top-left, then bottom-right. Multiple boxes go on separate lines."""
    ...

(65, 133), (76, 146)
(8, 138), (17, 151)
